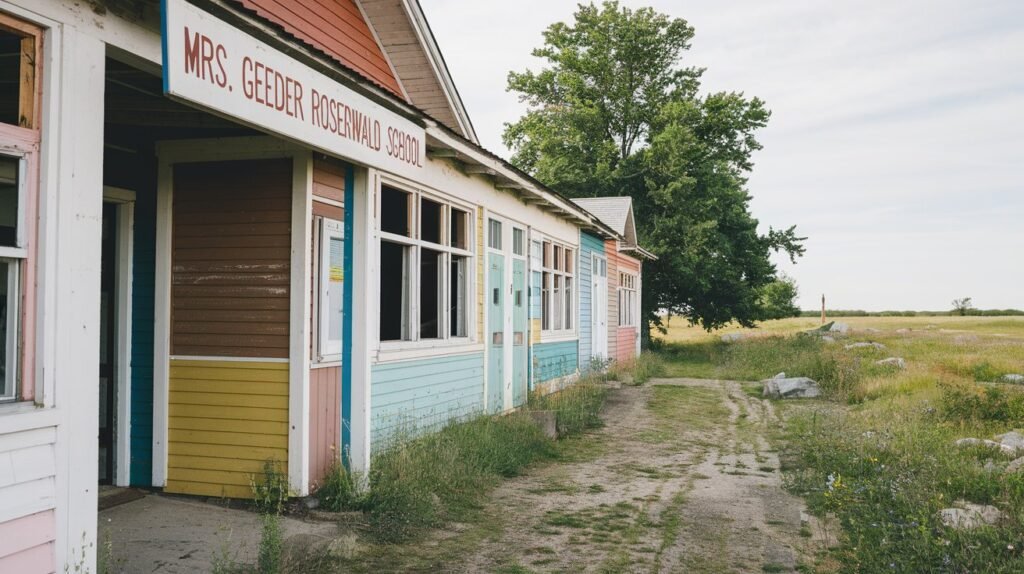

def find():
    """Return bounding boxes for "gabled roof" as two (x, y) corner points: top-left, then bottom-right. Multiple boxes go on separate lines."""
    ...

(358, 0), (478, 143)
(572, 197), (637, 244)
(571, 197), (657, 260)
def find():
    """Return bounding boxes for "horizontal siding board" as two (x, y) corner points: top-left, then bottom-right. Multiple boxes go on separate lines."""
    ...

(533, 340), (579, 384)
(370, 353), (484, 442)
(166, 358), (289, 499)
(0, 541), (54, 574)
(0, 510), (55, 561)
(172, 160), (291, 359)
(0, 477), (56, 525)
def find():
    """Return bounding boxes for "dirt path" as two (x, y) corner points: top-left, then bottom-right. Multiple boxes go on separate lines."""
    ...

(458, 378), (812, 573)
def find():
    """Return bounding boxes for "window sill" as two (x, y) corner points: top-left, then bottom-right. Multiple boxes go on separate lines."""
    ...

(0, 402), (59, 434)
(312, 361), (341, 369)
(375, 340), (482, 363)
(539, 331), (578, 344)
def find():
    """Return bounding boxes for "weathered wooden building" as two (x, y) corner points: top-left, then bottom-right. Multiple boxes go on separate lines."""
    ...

(0, 0), (653, 571)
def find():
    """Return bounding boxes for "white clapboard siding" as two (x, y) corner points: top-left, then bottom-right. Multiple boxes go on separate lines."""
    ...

(0, 426), (58, 524)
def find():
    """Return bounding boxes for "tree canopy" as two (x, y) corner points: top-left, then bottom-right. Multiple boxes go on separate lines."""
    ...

(503, 1), (805, 337)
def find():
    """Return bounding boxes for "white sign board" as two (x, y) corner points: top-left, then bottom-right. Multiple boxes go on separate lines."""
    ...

(162, 0), (425, 180)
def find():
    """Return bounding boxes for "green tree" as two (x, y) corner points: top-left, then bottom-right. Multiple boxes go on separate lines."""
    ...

(952, 297), (974, 316)
(504, 1), (804, 340)
(758, 274), (802, 320)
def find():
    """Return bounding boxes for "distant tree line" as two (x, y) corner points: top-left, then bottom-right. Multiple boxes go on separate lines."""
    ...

(799, 309), (1024, 318)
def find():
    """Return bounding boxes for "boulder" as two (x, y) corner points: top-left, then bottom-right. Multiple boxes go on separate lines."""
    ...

(938, 501), (1004, 530)
(721, 333), (745, 342)
(829, 322), (850, 333)
(1006, 457), (1024, 474)
(844, 342), (886, 351)
(996, 431), (1024, 453)
(1001, 374), (1024, 384)
(763, 377), (821, 399)
(325, 533), (364, 560)
(955, 437), (1018, 455)
(875, 357), (906, 369)
(529, 410), (558, 439)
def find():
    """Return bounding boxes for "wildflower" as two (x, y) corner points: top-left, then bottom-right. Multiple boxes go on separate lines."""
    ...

(1009, 544), (1015, 551)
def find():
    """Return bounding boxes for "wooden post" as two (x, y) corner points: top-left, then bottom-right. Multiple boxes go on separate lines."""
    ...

(821, 294), (826, 324)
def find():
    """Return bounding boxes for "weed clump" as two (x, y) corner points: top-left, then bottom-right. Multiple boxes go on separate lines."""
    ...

(530, 381), (608, 437)
(940, 382), (1024, 424)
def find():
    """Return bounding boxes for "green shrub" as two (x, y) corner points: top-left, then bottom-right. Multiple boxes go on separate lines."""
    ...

(941, 382), (1024, 423)
(629, 353), (667, 385)
(316, 459), (366, 512)
(251, 459), (291, 515)
(365, 410), (562, 542)
(530, 381), (608, 437)
(257, 513), (283, 574)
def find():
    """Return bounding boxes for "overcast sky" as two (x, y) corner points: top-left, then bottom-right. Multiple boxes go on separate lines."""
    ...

(423, 0), (1024, 311)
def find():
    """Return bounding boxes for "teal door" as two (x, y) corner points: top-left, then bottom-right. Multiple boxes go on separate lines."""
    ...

(512, 258), (527, 406)
(487, 252), (505, 413)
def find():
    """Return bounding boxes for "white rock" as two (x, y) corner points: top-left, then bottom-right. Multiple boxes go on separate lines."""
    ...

(955, 437), (1018, 455)
(938, 501), (1004, 530)
(1001, 374), (1024, 384)
(875, 357), (906, 369)
(1006, 457), (1024, 474)
(829, 322), (849, 333)
(821, 335), (836, 343)
(763, 377), (821, 399)
(844, 342), (886, 351)
(773, 372), (787, 380)
(721, 333), (744, 342)
(996, 431), (1024, 453)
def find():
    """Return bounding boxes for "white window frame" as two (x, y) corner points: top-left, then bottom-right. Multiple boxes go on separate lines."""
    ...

(315, 217), (344, 363)
(540, 238), (576, 338)
(0, 152), (27, 402)
(619, 272), (638, 327)
(377, 180), (475, 351)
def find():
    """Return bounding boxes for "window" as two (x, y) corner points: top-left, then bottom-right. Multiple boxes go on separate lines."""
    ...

(541, 239), (575, 334)
(512, 228), (525, 256)
(619, 272), (638, 327)
(379, 184), (473, 343)
(315, 218), (344, 362)
(487, 218), (502, 250)
(0, 15), (40, 402)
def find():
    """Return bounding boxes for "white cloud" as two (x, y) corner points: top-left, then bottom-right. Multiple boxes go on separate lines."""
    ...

(423, 0), (1024, 311)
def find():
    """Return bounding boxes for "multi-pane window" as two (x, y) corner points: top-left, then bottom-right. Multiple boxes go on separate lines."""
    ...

(541, 240), (574, 333)
(315, 218), (344, 362)
(618, 272), (638, 327)
(379, 184), (473, 342)
(0, 15), (42, 401)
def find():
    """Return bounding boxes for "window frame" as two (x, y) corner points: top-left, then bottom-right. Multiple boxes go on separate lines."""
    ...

(377, 180), (476, 350)
(618, 272), (638, 327)
(314, 217), (344, 364)
(540, 238), (576, 338)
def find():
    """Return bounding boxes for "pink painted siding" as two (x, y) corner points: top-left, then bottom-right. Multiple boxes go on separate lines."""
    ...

(605, 239), (618, 359)
(309, 366), (341, 489)
(0, 510), (55, 574)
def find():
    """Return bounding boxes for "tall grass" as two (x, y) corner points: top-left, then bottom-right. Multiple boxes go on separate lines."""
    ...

(317, 380), (608, 543)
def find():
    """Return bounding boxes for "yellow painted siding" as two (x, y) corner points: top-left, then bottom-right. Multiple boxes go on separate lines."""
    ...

(477, 207), (485, 340)
(166, 359), (289, 498)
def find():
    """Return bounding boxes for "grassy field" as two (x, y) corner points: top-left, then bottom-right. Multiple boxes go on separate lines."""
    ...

(657, 316), (1024, 572)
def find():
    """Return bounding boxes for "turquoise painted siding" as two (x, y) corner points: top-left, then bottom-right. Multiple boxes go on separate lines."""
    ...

(578, 232), (605, 371)
(130, 186), (156, 486)
(371, 352), (485, 443)
(533, 340), (579, 385)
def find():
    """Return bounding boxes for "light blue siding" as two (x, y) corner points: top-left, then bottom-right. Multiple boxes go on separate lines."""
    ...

(578, 232), (605, 372)
(533, 340), (579, 385)
(371, 352), (485, 443)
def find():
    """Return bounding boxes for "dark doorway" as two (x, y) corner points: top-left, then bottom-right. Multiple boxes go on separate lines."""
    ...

(99, 202), (117, 484)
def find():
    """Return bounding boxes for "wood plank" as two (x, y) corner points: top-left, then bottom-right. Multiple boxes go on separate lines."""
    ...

(171, 379), (287, 396)
(168, 417), (287, 435)
(169, 430), (288, 449)
(170, 391), (288, 409)
(173, 297), (290, 311)
(167, 442), (287, 461)
(168, 454), (271, 473)
(164, 467), (256, 488)
(164, 480), (253, 499)
(172, 345), (289, 358)
(169, 403), (289, 423)
(169, 359), (288, 371)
